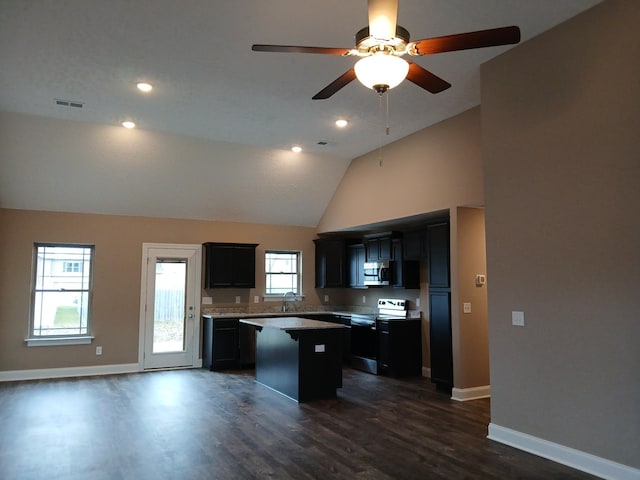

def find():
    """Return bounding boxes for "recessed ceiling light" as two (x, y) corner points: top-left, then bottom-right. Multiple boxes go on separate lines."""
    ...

(335, 119), (348, 128)
(137, 82), (153, 92)
(122, 121), (136, 129)
(291, 146), (302, 153)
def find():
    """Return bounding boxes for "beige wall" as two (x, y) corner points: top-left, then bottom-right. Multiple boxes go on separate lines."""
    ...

(0, 208), (320, 372)
(454, 207), (489, 389)
(482, 0), (639, 468)
(317, 107), (483, 234)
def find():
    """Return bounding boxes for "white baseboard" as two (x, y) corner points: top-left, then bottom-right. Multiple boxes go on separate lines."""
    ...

(422, 367), (431, 378)
(451, 385), (491, 401)
(0, 363), (141, 382)
(488, 423), (640, 480)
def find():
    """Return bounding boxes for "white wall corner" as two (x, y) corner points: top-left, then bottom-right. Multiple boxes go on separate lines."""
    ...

(488, 423), (640, 480)
(451, 385), (491, 401)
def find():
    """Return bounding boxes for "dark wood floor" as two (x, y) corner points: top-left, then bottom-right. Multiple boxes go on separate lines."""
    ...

(0, 368), (598, 480)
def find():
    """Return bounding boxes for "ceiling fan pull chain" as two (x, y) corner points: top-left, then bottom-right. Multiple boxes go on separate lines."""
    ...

(386, 91), (390, 136)
(378, 94), (384, 166)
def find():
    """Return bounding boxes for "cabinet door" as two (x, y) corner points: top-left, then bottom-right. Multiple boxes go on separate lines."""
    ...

(427, 222), (450, 288)
(232, 245), (256, 288)
(211, 319), (240, 370)
(348, 244), (366, 288)
(203, 243), (257, 288)
(314, 239), (346, 288)
(403, 230), (426, 260)
(366, 237), (392, 261)
(205, 244), (234, 287)
(429, 291), (453, 390)
(377, 321), (391, 373)
(391, 239), (420, 289)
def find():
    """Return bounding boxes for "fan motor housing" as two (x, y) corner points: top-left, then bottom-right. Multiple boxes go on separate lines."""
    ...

(355, 25), (410, 54)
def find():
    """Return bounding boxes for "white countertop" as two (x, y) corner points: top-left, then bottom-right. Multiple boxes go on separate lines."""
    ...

(239, 316), (347, 330)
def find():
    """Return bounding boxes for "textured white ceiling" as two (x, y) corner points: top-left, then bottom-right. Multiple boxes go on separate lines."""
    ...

(0, 0), (602, 226)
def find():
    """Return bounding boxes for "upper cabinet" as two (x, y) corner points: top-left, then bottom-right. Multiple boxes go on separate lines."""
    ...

(364, 232), (396, 261)
(314, 238), (346, 288)
(203, 242), (258, 288)
(391, 238), (420, 289)
(426, 222), (450, 289)
(347, 243), (367, 288)
(402, 229), (428, 260)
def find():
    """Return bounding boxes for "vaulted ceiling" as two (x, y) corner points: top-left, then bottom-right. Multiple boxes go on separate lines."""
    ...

(0, 0), (602, 226)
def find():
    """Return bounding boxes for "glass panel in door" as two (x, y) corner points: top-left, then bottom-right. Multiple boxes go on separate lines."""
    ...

(153, 260), (186, 353)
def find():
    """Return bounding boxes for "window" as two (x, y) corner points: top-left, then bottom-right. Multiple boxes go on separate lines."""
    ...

(29, 244), (94, 343)
(265, 251), (301, 296)
(63, 261), (81, 273)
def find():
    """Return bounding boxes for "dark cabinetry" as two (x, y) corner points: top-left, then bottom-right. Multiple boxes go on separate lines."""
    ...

(314, 239), (346, 288)
(365, 234), (393, 261)
(426, 221), (453, 391)
(403, 229), (428, 260)
(202, 315), (255, 371)
(377, 319), (422, 377)
(347, 243), (366, 288)
(203, 242), (258, 288)
(426, 222), (450, 288)
(391, 238), (420, 289)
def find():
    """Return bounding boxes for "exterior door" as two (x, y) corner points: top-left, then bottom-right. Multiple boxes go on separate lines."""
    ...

(140, 244), (201, 369)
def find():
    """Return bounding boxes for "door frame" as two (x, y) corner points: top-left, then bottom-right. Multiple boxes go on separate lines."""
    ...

(138, 243), (202, 370)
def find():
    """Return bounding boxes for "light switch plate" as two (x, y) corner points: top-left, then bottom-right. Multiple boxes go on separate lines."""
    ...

(512, 311), (525, 327)
(324, 295), (329, 302)
(254, 295), (260, 303)
(314, 344), (325, 353)
(235, 296), (241, 304)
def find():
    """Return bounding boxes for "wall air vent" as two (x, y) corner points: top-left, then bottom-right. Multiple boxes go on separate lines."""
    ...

(55, 99), (84, 108)
(317, 141), (328, 146)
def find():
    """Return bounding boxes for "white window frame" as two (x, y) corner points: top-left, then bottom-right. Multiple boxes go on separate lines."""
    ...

(26, 243), (95, 347)
(264, 250), (302, 299)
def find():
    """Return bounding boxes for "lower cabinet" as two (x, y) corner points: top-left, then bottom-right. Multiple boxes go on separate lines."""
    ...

(428, 291), (453, 391)
(202, 315), (255, 371)
(377, 319), (422, 377)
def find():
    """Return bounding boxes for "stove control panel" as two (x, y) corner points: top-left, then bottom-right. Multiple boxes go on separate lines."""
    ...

(377, 298), (407, 310)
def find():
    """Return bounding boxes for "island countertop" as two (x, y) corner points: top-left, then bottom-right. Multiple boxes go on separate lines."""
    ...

(239, 316), (347, 331)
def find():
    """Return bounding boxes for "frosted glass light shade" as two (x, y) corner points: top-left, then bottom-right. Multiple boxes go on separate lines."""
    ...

(354, 54), (409, 91)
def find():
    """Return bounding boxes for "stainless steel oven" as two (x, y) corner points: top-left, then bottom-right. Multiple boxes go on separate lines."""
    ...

(350, 299), (409, 375)
(350, 313), (378, 374)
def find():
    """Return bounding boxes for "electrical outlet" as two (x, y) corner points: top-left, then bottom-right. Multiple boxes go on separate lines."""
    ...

(324, 295), (329, 303)
(362, 295), (366, 303)
(254, 295), (260, 303)
(415, 298), (420, 307)
(235, 296), (241, 304)
(463, 302), (472, 314)
(512, 311), (525, 327)
(202, 297), (213, 305)
(96, 346), (102, 355)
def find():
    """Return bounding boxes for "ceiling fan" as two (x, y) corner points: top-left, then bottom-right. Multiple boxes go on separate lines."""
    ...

(252, 0), (520, 99)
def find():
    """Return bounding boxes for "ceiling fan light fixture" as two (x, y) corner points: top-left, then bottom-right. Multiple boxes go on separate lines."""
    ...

(354, 53), (409, 93)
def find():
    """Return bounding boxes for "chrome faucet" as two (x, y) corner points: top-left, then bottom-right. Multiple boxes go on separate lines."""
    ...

(282, 291), (296, 313)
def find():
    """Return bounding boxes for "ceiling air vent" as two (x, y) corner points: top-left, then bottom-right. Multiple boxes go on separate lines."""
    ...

(317, 141), (328, 146)
(55, 99), (84, 108)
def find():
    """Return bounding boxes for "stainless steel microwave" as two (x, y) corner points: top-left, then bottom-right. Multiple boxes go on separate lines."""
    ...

(363, 260), (392, 286)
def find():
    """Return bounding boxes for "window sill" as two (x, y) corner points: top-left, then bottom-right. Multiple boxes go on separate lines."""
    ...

(25, 336), (94, 347)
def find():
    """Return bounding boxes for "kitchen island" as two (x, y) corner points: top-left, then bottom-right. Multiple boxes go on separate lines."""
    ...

(239, 317), (346, 402)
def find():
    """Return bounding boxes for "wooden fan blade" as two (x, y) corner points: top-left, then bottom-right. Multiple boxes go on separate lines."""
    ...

(408, 26), (521, 56)
(252, 44), (352, 56)
(368, 0), (398, 40)
(312, 68), (357, 100)
(405, 61), (451, 93)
